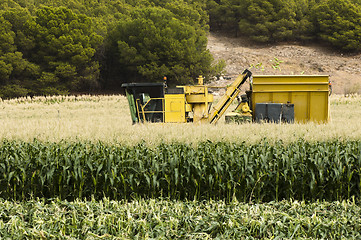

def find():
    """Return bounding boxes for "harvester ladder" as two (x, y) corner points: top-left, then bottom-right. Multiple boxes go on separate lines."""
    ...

(209, 69), (252, 124)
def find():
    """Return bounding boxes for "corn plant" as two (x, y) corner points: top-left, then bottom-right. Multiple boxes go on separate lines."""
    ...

(0, 140), (360, 202)
(0, 198), (360, 239)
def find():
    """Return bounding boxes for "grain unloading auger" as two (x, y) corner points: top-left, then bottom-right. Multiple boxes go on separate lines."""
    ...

(208, 70), (252, 123)
(122, 70), (330, 124)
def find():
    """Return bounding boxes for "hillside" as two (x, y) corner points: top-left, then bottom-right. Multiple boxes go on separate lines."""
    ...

(208, 32), (361, 95)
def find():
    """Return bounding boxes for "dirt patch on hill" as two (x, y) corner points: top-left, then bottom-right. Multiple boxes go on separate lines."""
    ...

(207, 32), (361, 95)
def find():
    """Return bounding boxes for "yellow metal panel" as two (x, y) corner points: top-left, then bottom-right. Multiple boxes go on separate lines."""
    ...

(276, 92), (290, 103)
(181, 86), (207, 94)
(164, 94), (186, 123)
(309, 92), (329, 122)
(291, 92), (309, 122)
(253, 83), (328, 92)
(253, 92), (272, 105)
(186, 94), (213, 103)
(185, 103), (192, 112)
(252, 75), (329, 122)
(252, 75), (329, 84)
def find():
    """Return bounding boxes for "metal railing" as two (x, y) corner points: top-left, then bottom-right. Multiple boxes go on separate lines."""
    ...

(136, 98), (165, 122)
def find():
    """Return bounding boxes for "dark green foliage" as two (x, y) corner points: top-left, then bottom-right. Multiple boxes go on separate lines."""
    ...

(239, 0), (310, 42)
(0, 84), (28, 98)
(0, 10), (41, 97)
(208, 0), (313, 42)
(1, 0), (361, 98)
(29, 7), (103, 91)
(0, 140), (360, 202)
(207, 0), (245, 36)
(103, 0), (214, 87)
(311, 0), (361, 51)
(0, 16), (16, 55)
(109, 6), (213, 85)
(0, 0), (218, 97)
(208, 0), (361, 50)
(0, 6), (103, 98)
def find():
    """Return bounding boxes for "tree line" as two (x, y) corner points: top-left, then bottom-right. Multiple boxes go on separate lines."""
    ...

(207, 0), (361, 51)
(0, 0), (220, 98)
(0, 0), (360, 98)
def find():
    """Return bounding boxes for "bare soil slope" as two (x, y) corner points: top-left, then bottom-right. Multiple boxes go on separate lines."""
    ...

(207, 32), (361, 94)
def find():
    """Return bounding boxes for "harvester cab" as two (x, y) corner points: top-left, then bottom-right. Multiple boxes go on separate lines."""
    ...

(121, 82), (165, 123)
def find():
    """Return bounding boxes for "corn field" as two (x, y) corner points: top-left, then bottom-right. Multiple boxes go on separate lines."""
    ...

(0, 94), (361, 144)
(0, 140), (360, 202)
(1, 94), (361, 238)
(1, 198), (360, 239)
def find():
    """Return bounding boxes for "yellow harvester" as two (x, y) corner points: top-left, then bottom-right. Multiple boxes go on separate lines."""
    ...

(122, 69), (330, 124)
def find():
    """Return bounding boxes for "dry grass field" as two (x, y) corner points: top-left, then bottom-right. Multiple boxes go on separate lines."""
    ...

(0, 94), (360, 145)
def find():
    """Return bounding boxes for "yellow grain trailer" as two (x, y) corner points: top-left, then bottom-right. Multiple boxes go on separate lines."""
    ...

(251, 75), (330, 123)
